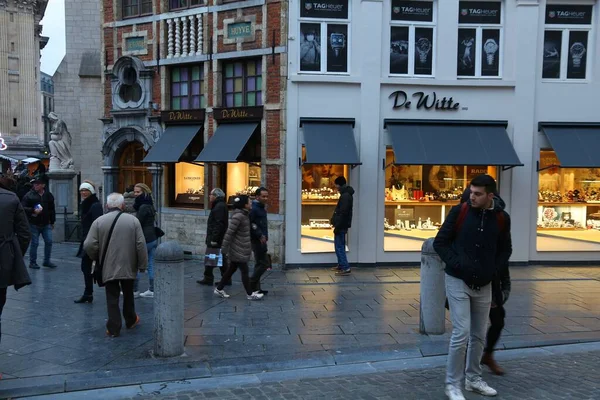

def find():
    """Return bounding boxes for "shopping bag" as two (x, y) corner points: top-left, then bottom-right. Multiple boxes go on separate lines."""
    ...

(204, 247), (223, 267)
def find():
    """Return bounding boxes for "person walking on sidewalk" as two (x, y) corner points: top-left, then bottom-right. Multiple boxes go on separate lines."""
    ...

(250, 187), (269, 294)
(214, 195), (264, 301)
(84, 193), (148, 337)
(21, 174), (57, 269)
(0, 173), (31, 345)
(74, 181), (103, 304)
(433, 174), (512, 400)
(330, 176), (354, 276)
(197, 188), (230, 286)
(132, 183), (158, 298)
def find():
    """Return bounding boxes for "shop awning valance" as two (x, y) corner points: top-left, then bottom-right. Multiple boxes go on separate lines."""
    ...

(539, 123), (600, 168)
(384, 120), (523, 167)
(195, 122), (258, 163)
(142, 125), (202, 163)
(300, 118), (361, 166)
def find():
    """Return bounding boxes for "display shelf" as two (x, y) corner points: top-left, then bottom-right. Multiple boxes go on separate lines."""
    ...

(301, 201), (338, 205)
(538, 202), (589, 206)
(384, 201), (460, 206)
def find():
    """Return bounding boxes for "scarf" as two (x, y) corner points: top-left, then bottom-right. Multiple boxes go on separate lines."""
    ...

(133, 193), (153, 211)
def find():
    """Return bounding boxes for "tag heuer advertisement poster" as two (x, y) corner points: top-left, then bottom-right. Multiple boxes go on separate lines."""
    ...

(301, 0), (348, 19)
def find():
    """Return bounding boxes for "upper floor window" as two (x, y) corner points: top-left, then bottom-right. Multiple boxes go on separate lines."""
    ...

(123, 0), (152, 19)
(543, 4), (593, 80)
(171, 65), (205, 110)
(299, 0), (350, 74)
(169, 0), (202, 10)
(457, 1), (502, 78)
(223, 59), (262, 107)
(389, 0), (435, 76)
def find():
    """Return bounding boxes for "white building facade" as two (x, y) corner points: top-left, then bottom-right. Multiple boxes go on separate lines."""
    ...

(285, 0), (600, 267)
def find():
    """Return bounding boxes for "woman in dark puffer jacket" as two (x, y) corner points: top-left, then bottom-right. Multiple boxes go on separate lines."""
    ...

(214, 195), (263, 300)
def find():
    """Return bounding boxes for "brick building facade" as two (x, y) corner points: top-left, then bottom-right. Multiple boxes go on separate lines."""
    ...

(100, 0), (287, 261)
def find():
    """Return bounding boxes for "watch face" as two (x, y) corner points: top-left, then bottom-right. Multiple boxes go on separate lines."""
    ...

(417, 37), (431, 52)
(330, 33), (346, 49)
(570, 42), (585, 55)
(484, 39), (498, 53)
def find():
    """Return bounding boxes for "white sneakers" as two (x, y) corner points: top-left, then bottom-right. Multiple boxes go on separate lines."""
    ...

(133, 291), (140, 298)
(139, 290), (154, 298)
(213, 288), (264, 300)
(445, 385), (466, 400)
(465, 378), (497, 396)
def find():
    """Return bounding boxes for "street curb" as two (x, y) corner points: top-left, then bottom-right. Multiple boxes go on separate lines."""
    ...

(7, 339), (600, 399)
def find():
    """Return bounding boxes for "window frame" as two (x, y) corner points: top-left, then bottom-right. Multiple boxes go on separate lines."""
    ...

(122, 0), (153, 19)
(168, 0), (203, 11)
(298, 1), (351, 75)
(542, 26), (592, 81)
(170, 65), (206, 111)
(457, 1), (504, 79)
(388, 0), (437, 78)
(222, 59), (263, 108)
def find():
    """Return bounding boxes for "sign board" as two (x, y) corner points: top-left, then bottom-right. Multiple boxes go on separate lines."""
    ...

(300, 0), (348, 19)
(213, 106), (264, 122)
(161, 109), (206, 124)
(391, 0), (434, 22)
(125, 36), (146, 52)
(545, 4), (593, 25)
(227, 22), (253, 39)
(458, 1), (502, 24)
(390, 90), (461, 111)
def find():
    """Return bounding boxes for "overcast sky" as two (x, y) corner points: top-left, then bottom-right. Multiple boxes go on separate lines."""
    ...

(40, 0), (66, 75)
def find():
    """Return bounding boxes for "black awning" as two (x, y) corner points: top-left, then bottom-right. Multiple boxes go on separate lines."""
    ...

(300, 118), (361, 165)
(385, 120), (523, 166)
(195, 122), (258, 163)
(142, 125), (202, 163)
(539, 123), (600, 168)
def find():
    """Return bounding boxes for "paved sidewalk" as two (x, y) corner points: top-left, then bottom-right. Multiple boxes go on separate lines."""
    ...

(2, 243), (600, 398)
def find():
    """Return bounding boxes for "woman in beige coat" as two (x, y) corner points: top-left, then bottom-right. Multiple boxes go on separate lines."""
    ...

(214, 195), (263, 300)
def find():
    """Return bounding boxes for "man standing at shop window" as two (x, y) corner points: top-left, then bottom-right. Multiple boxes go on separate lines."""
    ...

(21, 174), (58, 269)
(330, 176), (354, 276)
(249, 187), (270, 295)
(433, 174), (512, 400)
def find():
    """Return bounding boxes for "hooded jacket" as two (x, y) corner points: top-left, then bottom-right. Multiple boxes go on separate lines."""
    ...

(433, 190), (512, 289)
(331, 185), (355, 231)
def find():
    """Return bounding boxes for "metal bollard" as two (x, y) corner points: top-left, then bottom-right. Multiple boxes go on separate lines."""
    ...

(153, 241), (185, 357)
(419, 238), (446, 335)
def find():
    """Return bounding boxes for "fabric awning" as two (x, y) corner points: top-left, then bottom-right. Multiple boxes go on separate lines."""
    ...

(539, 123), (600, 168)
(385, 120), (523, 166)
(195, 122), (258, 163)
(0, 154), (27, 163)
(142, 125), (202, 163)
(300, 119), (361, 165)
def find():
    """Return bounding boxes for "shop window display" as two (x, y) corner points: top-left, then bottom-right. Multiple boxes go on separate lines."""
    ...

(173, 163), (205, 207)
(226, 163), (262, 203)
(301, 163), (350, 253)
(537, 151), (600, 251)
(383, 150), (496, 251)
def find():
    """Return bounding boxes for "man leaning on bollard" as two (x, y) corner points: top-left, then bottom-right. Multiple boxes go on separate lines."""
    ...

(84, 193), (148, 338)
(433, 175), (512, 400)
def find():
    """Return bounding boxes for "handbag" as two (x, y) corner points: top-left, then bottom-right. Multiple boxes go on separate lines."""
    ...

(154, 226), (165, 238)
(93, 211), (123, 287)
(204, 247), (223, 267)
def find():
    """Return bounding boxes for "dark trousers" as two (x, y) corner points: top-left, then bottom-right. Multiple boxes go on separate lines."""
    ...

(0, 287), (6, 344)
(105, 279), (137, 335)
(485, 305), (506, 353)
(217, 261), (251, 295)
(81, 255), (94, 296)
(250, 242), (269, 292)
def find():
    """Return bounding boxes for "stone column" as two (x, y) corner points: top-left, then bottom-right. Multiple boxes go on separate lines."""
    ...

(148, 164), (163, 215)
(102, 166), (119, 201)
(153, 241), (185, 357)
(419, 238), (446, 335)
(47, 170), (77, 242)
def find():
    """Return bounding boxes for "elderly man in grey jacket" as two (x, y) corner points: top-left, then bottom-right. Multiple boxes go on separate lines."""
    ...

(84, 193), (148, 337)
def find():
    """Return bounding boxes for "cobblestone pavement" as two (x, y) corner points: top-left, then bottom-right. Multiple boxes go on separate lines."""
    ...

(2, 242), (600, 397)
(113, 347), (600, 400)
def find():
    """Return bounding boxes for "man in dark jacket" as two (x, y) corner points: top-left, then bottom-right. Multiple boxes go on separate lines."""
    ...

(331, 176), (354, 276)
(0, 173), (31, 345)
(433, 175), (512, 400)
(198, 188), (230, 286)
(249, 187), (270, 294)
(21, 174), (57, 269)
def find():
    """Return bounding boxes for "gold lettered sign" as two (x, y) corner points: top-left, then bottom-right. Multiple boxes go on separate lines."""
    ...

(161, 109), (206, 124)
(213, 106), (264, 122)
(539, 150), (560, 169)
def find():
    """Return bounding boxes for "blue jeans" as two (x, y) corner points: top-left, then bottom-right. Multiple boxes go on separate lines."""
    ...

(29, 224), (53, 264)
(134, 240), (157, 292)
(334, 230), (349, 270)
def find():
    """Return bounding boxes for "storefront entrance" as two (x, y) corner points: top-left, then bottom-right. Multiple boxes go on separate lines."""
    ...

(118, 141), (151, 193)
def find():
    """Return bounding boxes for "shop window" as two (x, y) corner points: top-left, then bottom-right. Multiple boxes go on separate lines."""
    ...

(171, 163), (205, 207)
(299, 0), (350, 74)
(389, 0), (435, 77)
(223, 59), (262, 107)
(537, 151), (600, 251)
(122, 0), (152, 18)
(169, 0), (202, 10)
(118, 142), (152, 193)
(300, 162), (350, 253)
(542, 4), (592, 80)
(457, 1), (502, 78)
(171, 65), (205, 110)
(383, 149), (497, 251)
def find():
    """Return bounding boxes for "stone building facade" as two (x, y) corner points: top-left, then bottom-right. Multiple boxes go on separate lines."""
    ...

(0, 0), (48, 159)
(101, 0), (287, 261)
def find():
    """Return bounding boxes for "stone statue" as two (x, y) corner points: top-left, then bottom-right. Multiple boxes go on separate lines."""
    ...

(48, 112), (74, 170)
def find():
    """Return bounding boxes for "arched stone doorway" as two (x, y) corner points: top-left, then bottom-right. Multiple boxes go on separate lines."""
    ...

(117, 141), (152, 193)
